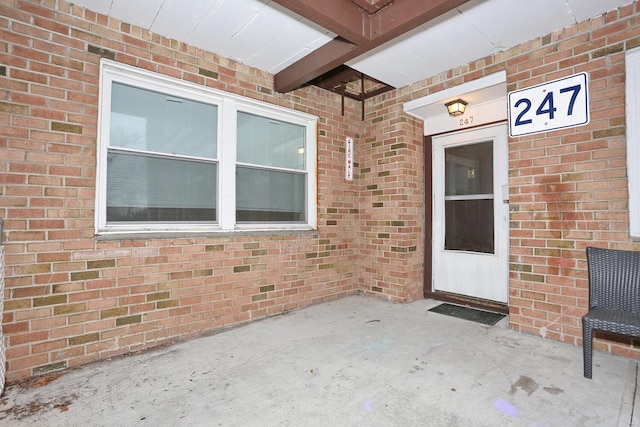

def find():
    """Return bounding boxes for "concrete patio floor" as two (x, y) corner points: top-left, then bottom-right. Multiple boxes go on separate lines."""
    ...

(0, 295), (638, 426)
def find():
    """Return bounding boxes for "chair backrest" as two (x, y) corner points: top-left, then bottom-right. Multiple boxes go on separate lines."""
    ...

(586, 246), (640, 311)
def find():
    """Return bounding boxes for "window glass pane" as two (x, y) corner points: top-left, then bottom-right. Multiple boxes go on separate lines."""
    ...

(236, 167), (305, 222)
(111, 82), (217, 159)
(107, 151), (217, 222)
(237, 111), (305, 169)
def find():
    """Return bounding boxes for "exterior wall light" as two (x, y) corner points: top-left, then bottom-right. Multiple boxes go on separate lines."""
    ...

(445, 99), (468, 116)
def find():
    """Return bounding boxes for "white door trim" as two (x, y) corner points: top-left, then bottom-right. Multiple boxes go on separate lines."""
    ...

(432, 123), (509, 303)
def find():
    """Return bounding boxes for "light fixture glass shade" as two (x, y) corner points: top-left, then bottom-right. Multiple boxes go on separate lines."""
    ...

(445, 99), (468, 116)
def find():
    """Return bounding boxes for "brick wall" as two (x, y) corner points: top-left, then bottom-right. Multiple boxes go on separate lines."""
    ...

(504, 3), (640, 357)
(358, 99), (425, 303)
(365, 2), (640, 357)
(0, 0), (361, 382)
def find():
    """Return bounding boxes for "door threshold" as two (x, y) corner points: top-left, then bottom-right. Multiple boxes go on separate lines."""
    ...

(425, 291), (508, 315)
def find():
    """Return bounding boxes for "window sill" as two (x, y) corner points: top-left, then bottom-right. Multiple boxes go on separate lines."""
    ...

(95, 227), (318, 241)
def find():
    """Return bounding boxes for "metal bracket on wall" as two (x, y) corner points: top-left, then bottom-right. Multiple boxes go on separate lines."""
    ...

(309, 65), (395, 121)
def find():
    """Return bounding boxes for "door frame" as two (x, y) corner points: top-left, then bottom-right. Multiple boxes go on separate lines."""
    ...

(423, 120), (509, 314)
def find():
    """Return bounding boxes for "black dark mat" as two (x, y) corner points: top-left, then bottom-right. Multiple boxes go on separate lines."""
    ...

(428, 303), (506, 326)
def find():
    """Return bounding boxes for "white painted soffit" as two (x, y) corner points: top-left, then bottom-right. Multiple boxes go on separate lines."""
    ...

(65, 0), (633, 89)
(404, 71), (507, 135)
(348, 0), (634, 88)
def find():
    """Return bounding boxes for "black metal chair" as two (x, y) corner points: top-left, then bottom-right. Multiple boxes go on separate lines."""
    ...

(583, 246), (640, 379)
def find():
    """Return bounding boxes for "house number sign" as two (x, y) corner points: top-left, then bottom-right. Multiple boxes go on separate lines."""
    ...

(508, 72), (589, 137)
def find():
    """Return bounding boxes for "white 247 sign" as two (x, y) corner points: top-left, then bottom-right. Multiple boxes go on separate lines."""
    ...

(508, 72), (589, 137)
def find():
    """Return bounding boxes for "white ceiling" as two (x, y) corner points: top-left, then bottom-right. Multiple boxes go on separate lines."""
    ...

(69, 0), (634, 89)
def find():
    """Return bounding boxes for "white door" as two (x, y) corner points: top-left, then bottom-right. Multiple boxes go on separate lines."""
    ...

(432, 124), (509, 303)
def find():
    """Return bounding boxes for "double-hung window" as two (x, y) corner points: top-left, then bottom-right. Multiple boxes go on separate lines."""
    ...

(96, 60), (317, 235)
(236, 112), (307, 223)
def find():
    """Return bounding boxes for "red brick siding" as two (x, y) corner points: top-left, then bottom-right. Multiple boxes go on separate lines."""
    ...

(359, 100), (425, 302)
(2, 0), (640, 383)
(0, 0), (361, 382)
(505, 3), (640, 357)
(365, 2), (640, 356)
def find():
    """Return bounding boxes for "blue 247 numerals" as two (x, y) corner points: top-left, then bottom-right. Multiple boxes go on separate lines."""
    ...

(514, 84), (582, 126)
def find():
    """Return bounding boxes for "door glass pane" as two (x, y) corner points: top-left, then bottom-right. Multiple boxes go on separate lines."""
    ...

(444, 141), (494, 253)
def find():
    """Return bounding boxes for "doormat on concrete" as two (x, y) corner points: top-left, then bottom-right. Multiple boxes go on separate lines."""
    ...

(428, 303), (505, 326)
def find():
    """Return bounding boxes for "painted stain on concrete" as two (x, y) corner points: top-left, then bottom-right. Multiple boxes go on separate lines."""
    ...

(362, 337), (394, 352)
(493, 399), (518, 417)
(543, 386), (564, 395)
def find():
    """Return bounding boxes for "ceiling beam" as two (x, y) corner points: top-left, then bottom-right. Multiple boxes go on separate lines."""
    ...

(272, 0), (370, 45)
(274, 37), (358, 93)
(369, 0), (467, 41)
(274, 0), (470, 92)
(348, 0), (394, 14)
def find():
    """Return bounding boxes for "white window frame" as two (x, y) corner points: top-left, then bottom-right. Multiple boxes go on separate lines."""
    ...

(96, 59), (317, 236)
(626, 48), (640, 238)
